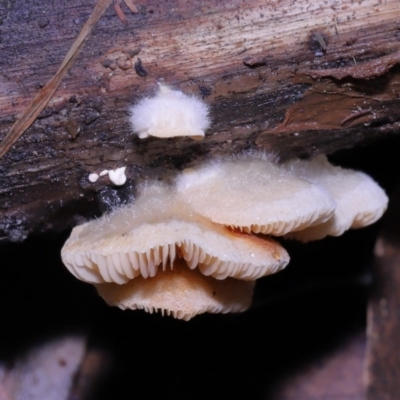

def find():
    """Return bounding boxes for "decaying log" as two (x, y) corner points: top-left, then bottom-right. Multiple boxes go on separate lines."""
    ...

(0, 0), (400, 240)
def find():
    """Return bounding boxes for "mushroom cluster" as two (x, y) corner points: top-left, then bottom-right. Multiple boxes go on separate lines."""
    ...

(176, 154), (388, 241)
(61, 182), (289, 320)
(61, 154), (388, 320)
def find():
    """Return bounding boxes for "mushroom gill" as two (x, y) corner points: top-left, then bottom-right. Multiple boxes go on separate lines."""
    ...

(96, 258), (255, 321)
(61, 183), (290, 319)
(61, 183), (289, 284)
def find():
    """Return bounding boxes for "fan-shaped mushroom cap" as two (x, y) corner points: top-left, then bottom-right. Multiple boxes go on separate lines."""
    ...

(175, 156), (336, 236)
(61, 183), (289, 284)
(285, 155), (388, 241)
(95, 258), (254, 321)
(129, 84), (210, 140)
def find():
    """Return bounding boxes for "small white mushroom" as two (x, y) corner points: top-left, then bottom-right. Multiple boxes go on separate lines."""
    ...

(129, 84), (210, 140)
(175, 155), (336, 236)
(284, 155), (388, 241)
(96, 258), (254, 321)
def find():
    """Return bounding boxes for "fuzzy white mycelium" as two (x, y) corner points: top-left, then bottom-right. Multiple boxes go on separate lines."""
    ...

(129, 83), (210, 139)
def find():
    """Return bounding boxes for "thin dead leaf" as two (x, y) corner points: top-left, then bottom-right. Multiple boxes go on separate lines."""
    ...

(124, 0), (138, 14)
(0, 0), (113, 158)
(114, 1), (127, 23)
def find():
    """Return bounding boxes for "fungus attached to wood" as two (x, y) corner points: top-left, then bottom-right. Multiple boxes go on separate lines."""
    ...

(61, 153), (387, 320)
(284, 155), (389, 241)
(174, 153), (387, 241)
(88, 173), (99, 183)
(108, 166), (127, 186)
(62, 183), (289, 282)
(129, 84), (210, 139)
(175, 155), (336, 235)
(61, 183), (289, 320)
(96, 258), (254, 321)
(87, 167), (127, 186)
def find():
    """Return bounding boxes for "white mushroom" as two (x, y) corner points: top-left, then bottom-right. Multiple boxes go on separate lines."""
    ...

(96, 258), (255, 321)
(61, 183), (289, 284)
(175, 154), (336, 236)
(284, 155), (388, 241)
(63, 152), (387, 319)
(61, 182), (289, 319)
(129, 84), (210, 140)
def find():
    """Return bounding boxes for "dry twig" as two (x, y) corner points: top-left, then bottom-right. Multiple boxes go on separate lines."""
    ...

(0, 0), (113, 158)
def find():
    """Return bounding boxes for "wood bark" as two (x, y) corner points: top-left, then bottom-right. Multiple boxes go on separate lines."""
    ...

(0, 0), (400, 240)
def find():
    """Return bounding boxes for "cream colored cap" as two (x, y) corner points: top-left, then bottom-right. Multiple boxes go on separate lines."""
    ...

(175, 156), (336, 236)
(129, 84), (210, 139)
(61, 183), (290, 284)
(95, 258), (254, 321)
(285, 155), (388, 241)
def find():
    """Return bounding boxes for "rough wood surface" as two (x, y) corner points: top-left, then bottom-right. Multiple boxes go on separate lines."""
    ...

(0, 0), (400, 241)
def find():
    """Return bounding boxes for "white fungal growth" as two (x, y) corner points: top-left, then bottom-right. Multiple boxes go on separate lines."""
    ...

(96, 258), (255, 321)
(175, 153), (387, 240)
(88, 173), (99, 183)
(88, 168), (127, 186)
(60, 182), (288, 319)
(63, 152), (388, 320)
(129, 84), (210, 139)
(108, 167), (127, 186)
(61, 182), (289, 283)
(284, 155), (388, 241)
(175, 154), (336, 236)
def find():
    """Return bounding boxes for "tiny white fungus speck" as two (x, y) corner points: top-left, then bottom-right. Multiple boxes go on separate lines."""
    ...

(108, 167), (127, 186)
(99, 169), (109, 177)
(88, 173), (99, 183)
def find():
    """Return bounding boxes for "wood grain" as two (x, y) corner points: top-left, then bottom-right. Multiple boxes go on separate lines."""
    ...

(0, 0), (399, 240)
